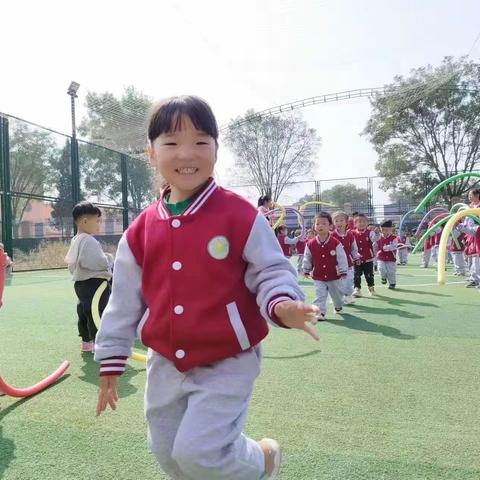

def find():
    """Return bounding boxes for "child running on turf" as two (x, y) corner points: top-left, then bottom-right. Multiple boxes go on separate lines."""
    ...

(94, 95), (320, 480)
(303, 212), (348, 318)
(331, 210), (359, 304)
(449, 231), (467, 276)
(377, 220), (398, 289)
(396, 232), (412, 265)
(294, 229), (307, 275)
(275, 224), (302, 258)
(351, 214), (380, 297)
(65, 202), (113, 353)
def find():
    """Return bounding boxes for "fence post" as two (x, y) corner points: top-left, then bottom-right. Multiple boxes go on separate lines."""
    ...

(120, 154), (129, 230)
(0, 116), (13, 258)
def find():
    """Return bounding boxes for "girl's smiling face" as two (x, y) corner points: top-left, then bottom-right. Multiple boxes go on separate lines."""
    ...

(148, 115), (217, 202)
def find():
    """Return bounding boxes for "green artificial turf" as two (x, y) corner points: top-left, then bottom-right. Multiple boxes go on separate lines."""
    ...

(1, 259), (479, 479)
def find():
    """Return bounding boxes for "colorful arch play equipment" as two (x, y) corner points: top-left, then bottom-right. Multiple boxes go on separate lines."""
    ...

(437, 208), (480, 285)
(92, 281), (147, 364)
(414, 172), (480, 213)
(0, 361), (70, 398)
(415, 208), (449, 235)
(398, 209), (416, 238)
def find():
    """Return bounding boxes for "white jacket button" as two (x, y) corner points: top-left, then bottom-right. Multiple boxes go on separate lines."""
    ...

(174, 305), (184, 314)
(172, 261), (182, 271)
(172, 219), (181, 228)
(175, 349), (185, 359)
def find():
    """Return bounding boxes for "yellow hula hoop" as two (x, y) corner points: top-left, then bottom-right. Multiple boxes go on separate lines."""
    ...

(437, 208), (480, 285)
(272, 203), (286, 229)
(92, 281), (147, 363)
(299, 201), (336, 214)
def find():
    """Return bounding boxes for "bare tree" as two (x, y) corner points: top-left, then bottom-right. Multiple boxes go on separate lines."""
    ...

(223, 110), (321, 201)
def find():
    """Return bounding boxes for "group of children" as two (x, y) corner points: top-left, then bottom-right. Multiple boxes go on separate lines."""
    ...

(420, 188), (480, 289)
(274, 211), (411, 319)
(2, 93), (479, 480)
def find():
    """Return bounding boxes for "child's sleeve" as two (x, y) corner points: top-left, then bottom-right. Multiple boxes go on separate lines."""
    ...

(284, 236), (299, 245)
(351, 238), (360, 260)
(336, 244), (348, 275)
(382, 239), (398, 252)
(369, 230), (381, 243)
(94, 234), (146, 375)
(79, 237), (111, 272)
(303, 245), (313, 273)
(243, 214), (304, 328)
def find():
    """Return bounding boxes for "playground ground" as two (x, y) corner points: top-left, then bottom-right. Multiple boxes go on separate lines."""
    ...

(1, 258), (479, 480)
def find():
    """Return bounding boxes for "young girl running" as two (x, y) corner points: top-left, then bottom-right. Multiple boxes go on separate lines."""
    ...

(94, 96), (320, 480)
(303, 212), (348, 318)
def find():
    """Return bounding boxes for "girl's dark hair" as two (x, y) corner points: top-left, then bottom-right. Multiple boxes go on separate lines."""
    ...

(274, 225), (287, 236)
(257, 194), (272, 207)
(72, 201), (101, 221)
(148, 95), (219, 144)
(314, 212), (333, 225)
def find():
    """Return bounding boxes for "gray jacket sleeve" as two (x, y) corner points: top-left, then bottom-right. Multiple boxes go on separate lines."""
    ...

(94, 234), (146, 366)
(243, 214), (304, 327)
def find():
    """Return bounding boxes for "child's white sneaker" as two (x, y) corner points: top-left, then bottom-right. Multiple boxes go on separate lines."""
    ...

(352, 288), (362, 298)
(343, 295), (355, 305)
(259, 438), (281, 479)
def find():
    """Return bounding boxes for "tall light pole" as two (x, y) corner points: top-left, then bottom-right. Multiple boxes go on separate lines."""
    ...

(67, 81), (80, 138)
(67, 81), (81, 208)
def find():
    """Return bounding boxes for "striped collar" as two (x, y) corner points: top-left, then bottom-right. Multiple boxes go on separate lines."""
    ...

(157, 178), (217, 219)
(316, 233), (331, 245)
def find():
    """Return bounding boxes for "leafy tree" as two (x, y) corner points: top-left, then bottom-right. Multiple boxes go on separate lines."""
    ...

(79, 86), (155, 210)
(51, 140), (73, 236)
(224, 110), (321, 201)
(364, 56), (480, 202)
(9, 121), (58, 225)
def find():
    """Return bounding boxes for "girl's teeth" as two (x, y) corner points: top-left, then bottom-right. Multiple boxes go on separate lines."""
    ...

(178, 168), (197, 174)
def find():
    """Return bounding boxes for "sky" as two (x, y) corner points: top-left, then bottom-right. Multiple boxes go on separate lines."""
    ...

(1, 0), (480, 199)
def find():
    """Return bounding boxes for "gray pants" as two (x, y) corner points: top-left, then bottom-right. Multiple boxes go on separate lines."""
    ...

(340, 267), (354, 296)
(145, 348), (265, 480)
(432, 245), (438, 263)
(470, 256), (480, 284)
(313, 279), (344, 315)
(398, 248), (408, 264)
(378, 260), (396, 286)
(422, 249), (431, 267)
(451, 252), (466, 275)
(297, 254), (304, 275)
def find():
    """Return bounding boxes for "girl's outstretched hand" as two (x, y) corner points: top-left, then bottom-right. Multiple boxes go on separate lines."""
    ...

(96, 375), (119, 416)
(274, 300), (320, 341)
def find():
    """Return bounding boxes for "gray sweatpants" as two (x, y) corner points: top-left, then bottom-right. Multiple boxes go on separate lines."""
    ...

(470, 256), (480, 284)
(145, 347), (265, 480)
(313, 279), (344, 315)
(378, 260), (396, 286)
(422, 249), (431, 267)
(451, 252), (466, 275)
(340, 267), (354, 296)
(398, 248), (408, 264)
(297, 254), (304, 275)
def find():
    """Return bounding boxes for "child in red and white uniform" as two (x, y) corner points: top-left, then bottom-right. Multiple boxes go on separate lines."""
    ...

(0, 242), (12, 309)
(275, 224), (302, 258)
(351, 214), (380, 297)
(332, 211), (359, 304)
(294, 229), (310, 275)
(448, 231), (466, 276)
(377, 220), (398, 289)
(303, 212), (348, 318)
(94, 96), (321, 480)
(396, 234), (412, 265)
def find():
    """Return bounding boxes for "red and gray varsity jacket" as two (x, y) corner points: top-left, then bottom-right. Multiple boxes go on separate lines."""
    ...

(303, 234), (348, 281)
(332, 230), (359, 268)
(95, 179), (303, 374)
(377, 234), (398, 262)
(351, 229), (379, 263)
